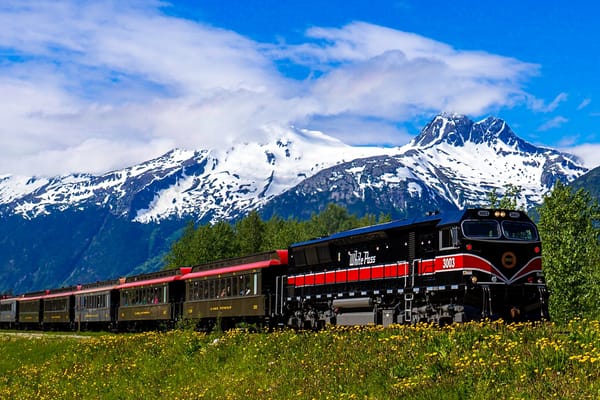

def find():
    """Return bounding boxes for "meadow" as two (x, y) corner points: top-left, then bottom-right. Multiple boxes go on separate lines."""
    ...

(0, 319), (599, 399)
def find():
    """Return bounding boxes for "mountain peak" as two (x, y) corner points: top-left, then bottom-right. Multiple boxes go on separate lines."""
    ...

(410, 113), (533, 152)
(411, 113), (474, 147)
(438, 112), (469, 120)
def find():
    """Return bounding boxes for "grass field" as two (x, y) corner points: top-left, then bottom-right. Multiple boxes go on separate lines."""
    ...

(1, 319), (599, 399)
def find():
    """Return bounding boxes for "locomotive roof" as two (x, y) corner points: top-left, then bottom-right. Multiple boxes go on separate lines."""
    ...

(290, 208), (517, 249)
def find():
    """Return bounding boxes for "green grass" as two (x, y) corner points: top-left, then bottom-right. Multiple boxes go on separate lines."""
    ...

(1, 319), (600, 399)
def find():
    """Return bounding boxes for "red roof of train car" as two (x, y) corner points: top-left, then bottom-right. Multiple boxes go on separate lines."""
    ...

(181, 257), (285, 281)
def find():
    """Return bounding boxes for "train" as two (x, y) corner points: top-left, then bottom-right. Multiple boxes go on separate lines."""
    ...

(0, 208), (549, 331)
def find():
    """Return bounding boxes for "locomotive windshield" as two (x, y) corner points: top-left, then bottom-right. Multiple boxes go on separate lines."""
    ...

(462, 219), (539, 241)
(461, 220), (501, 238)
(501, 221), (538, 241)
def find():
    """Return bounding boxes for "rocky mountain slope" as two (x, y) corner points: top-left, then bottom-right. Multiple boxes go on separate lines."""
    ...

(0, 127), (394, 224)
(0, 114), (588, 293)
(260, 114), (587, 219)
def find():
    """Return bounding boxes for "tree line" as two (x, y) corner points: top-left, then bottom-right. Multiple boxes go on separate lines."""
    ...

(165, 183), (600, 322)
(163, 204), (390, 270)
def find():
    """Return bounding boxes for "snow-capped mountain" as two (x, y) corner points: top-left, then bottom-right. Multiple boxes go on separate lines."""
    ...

(0, 113), (588, 294)
(0, 126), (395, 224)
(400, 113), (584, 206)
(0, 113), (588, 224)
(259, 113), (587, 219)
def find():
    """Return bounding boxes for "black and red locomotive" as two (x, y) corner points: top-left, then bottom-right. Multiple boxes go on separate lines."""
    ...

(285, 208), (548, 327)
(0, 208), (549, 331)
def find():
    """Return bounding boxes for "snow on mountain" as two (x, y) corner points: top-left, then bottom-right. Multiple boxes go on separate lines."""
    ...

(0, 114), (588, 225)
(398, 113), (585, 207)
(0, 113), (591, 294)
(0, 125), (396, 223)
(259, 114), (587, 219)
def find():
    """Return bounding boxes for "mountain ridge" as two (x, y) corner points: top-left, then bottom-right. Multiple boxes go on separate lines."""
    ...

(0, 127), (397, 224)
(0, 113), (589, 293)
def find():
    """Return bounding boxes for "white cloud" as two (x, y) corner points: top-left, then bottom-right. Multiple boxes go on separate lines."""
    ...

(537, 116), (568, 132)
(304, 115), (413, 147)
(528, 92), (568, 113)
(562, 144), (600, 169)
(0, 2), (546, 176)
(578, 98), (592, 110)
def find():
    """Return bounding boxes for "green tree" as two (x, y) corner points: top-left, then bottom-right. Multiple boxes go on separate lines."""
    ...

(308, 203), (359, 237)
(205, 220), (238, 261)
(486, 184), (523, 209)
(163, 220), (197, 269)
(163, 204), (395, 271)
(537, 181), (600, 321)
(163, 219), (239, 269)
(262, 215), (310, 250)
(235, 211), (265, 254)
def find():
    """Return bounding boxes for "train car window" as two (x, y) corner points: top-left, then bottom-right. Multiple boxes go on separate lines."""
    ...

(226, 278), (232, 297)
(218, 279), (231, 298)
(209, 280), (215, 299)
(189, 282), (196, 301)
(439, 227), (460, 250)
(461, 220), (501, 239)
(239, 275), (251, 295)
(253, 273), (258, 295)
(45, 299), (67, 312)
(501, 221), (539, 241)
(232, 276), (239, 297)
(21, 301), (38, 313)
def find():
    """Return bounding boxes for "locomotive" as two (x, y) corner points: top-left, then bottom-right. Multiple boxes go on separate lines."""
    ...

(285, 208), (548, 327)
(0, 208), (549, 331)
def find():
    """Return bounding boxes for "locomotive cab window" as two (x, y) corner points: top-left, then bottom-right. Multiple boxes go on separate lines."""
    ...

(461, 220), (501, 239)
(439, 226), (460, 250)
(501, 221), (539, 241)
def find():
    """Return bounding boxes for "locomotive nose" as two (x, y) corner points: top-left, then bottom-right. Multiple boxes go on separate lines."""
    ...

(501, 252), (517, 269)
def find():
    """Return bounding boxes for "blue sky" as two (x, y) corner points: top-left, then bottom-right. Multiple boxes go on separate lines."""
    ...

(0, 0), (598, 176)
